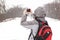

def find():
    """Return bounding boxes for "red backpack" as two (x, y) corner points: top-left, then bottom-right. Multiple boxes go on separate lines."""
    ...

(34, 21), (52, 40)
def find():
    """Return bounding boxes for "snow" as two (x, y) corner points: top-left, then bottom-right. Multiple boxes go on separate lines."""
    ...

(0, 17), (60, 40)
(0, 18), (30, 40)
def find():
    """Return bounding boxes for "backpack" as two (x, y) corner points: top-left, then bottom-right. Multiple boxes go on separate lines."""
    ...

(34, 21), (52, 40)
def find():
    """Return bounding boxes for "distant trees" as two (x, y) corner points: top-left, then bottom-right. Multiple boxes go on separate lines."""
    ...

(0, 0), (6, 14)
(0, 0), (60, 22)
(54, 0), (60, 3)
(44, 2), (60, 20)
(0, 6), (24, 22)
(6, 6), (24, 18)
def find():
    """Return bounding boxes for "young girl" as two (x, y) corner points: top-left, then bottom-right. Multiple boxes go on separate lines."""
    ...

(21, 8), (51, 40)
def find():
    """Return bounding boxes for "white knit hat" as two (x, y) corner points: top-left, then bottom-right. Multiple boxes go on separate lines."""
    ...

(34, 7), (46, 18)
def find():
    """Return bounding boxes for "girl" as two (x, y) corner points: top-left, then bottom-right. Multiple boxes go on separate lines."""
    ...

(21, 8), (51, 40)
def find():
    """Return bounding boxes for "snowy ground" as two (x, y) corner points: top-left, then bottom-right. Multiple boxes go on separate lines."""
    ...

(0, 18), (30, 40)
(0, 17), (60, 40)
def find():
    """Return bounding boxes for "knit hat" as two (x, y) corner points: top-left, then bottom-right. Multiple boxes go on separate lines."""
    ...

(34, 7), (46, 18)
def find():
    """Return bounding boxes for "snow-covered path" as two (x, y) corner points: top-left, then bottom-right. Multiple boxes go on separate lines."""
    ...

(0, 17), (60, 40)
(0, 18), (30, 40)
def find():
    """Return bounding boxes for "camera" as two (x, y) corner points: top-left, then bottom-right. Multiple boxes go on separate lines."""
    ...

(27, 9), (31, 12)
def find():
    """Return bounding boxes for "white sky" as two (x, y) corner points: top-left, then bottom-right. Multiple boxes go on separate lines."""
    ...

(5, 0), (53, 11)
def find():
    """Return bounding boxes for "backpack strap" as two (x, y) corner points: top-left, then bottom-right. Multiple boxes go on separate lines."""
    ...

(28, 29), (32, 40)
(35, 22), (43, 37)
(28, 29), (35, 40)
(36, 21), (48, 36)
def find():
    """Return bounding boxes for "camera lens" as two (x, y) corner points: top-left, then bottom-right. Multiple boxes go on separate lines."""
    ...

(27, 9), (31, 12)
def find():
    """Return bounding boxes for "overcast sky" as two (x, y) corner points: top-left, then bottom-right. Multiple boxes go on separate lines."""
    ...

(5, 0), (53, 11)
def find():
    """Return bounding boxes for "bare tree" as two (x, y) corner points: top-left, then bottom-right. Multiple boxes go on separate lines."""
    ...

(54, 0), (60, 3)
(44, 2), (60, 20)
(0, 0), (6, 14)
(0, 6), (24, 22)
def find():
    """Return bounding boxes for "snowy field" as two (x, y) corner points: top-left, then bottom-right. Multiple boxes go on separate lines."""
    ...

(0, 18), (31, 40)
(0, 0), (60, 40)
(0, 17), (60, 40)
